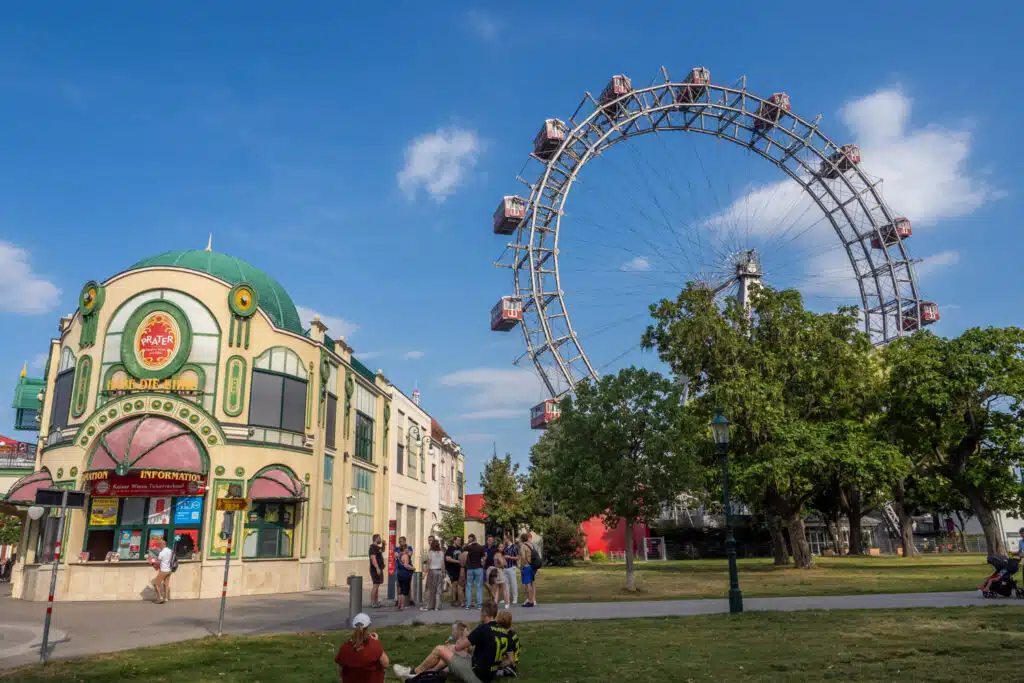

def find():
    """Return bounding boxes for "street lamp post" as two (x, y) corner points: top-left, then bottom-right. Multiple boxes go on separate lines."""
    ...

(711, 409), (743, 614)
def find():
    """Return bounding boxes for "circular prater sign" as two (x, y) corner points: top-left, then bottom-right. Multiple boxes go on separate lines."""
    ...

(119, 300), (193, 379)
(135, 311), (181, 371)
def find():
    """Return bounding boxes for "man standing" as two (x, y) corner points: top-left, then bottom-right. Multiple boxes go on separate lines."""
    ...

(369, 534), (385, 608)
(152, 538), (173, 604)
(484, 535), (497, 571)
(445, 537), (463, 607)
(463, 534), (486, 610)
(518, 533), (538, 607)
(502, 536), (519, 606)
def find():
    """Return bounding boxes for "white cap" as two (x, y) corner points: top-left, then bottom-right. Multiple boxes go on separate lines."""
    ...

(352, 613), (371, 629)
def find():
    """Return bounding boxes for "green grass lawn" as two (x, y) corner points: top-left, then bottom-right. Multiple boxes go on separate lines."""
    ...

(9, 607), (1024, 682)
(533, 554), (987, 603)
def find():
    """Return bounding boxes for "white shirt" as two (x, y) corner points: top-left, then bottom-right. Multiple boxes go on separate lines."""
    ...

(428, 549), (445, 570)
(158, 547), (174, 573)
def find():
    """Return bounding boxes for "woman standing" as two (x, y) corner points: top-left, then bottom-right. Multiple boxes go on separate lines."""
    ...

(395, 543), (414, 611)
(421, 538), (446, 611)
(334, 612), (389, 683)
(502, 536), (519, 606)
(444, 537), (463, 607)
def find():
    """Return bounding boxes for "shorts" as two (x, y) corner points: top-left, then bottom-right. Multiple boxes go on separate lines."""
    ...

(521, 565), (536, 585)
(370, 567), (384, 585)
(448, 654), (486, 683)
(397, 576), (412, 597)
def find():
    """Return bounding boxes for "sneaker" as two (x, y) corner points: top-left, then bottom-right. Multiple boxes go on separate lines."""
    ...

(522, 601), (535, 608)
(420, 607), (430, 612)
(393, 664), (414, 680)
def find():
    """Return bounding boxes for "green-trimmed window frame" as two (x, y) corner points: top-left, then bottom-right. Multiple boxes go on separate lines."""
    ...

(354, 412), (374, 463)
(242, 501), (297, 559)
(249, 368), (308, 434)
(326, 391), (338, 449)
(81, 496), (204, 562)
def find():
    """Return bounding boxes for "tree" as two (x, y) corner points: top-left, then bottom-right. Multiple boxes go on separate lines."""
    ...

(535, 514), (585, 566)
(0, 515), (20, 546)
(480, 453), (536, 538)
(437, 506), (465, 544)
(531, 367), (700, 590)
(643, 284), (890, 568)
(884, 327), (1024, 557)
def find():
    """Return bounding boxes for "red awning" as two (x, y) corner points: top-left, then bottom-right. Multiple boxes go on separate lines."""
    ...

(249, 467), (305, 501)
(4, 469), (54, 506)
(89, 415), (206, 475)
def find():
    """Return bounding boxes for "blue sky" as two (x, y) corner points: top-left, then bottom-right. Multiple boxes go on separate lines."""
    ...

(1, 2), (1020, 492)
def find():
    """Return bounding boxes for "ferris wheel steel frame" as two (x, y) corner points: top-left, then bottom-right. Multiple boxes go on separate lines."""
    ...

(497, 67), (925, 401)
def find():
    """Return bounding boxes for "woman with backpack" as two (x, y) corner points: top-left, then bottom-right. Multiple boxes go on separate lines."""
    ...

(517, 533), (540, 607)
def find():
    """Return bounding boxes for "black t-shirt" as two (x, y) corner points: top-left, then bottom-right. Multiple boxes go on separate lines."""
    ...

(464, 543), (486, 570)
(444, 547), (462, 578)
(468, 621), (510, 682)
(484, 544), (497, 568)
(368, 543), (384, 573)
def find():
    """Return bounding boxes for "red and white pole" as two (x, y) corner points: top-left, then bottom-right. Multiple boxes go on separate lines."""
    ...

(216, 513), (234, 637)
(39, 489), (68, 663)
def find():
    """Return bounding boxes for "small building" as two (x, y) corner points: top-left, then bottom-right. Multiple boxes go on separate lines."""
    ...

(387, 385), (435, 556)
(433, 419), (464, 531)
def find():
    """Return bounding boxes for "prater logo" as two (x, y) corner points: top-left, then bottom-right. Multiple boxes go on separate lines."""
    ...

(135, 312), (180, 370)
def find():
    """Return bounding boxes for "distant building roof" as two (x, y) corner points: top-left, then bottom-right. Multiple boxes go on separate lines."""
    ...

(431, 418), (449, 442)
(465, 493), (486, 520)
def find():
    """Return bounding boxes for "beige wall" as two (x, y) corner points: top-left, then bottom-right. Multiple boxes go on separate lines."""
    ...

(16, 266), (394, 600)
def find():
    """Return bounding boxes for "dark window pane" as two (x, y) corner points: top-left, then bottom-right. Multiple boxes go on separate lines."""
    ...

(259, 528), (280, 557)
(397, 444), (404, 474)
(281, 377), (307, 433)
(50, 370), (74, 431)
(85, 529), (115, 561)
(326, 394), (338, 448)
(249, 372), (284, 429)
(355, 413), (373, 463)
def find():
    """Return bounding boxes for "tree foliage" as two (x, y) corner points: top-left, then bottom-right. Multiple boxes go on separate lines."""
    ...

(437, 506), (466, 544)
(535, 514), (585, 567)
(480, 453), (536, 538)
(0, 515), (20, 546)
(531, 366), (700, 588)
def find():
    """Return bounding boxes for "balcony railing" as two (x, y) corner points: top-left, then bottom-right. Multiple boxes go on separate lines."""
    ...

(0, 455), (36, 469)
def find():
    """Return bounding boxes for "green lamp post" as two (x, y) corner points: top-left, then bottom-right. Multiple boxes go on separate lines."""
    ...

(711, 409), (743, 614)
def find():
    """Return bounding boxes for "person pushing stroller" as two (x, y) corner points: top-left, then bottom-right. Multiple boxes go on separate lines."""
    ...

(980, 527), (1024, 597)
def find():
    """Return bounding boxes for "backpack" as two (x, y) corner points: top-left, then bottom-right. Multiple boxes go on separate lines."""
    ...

(170, 551), (179, 573)
(529, 543), (542, 570)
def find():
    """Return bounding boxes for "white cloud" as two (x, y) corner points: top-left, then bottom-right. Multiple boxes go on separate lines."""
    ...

(464, 10), (499, 41)
(398, 126), (481, 202)
(31, 353), (48, 369)
(0, 242), (61, 315)
(295, 305), (358, 339)
(620, 256), (651, 272)
(915, 250), (960, 279)
(438, 367), (546, 421)
(404, 350), (425, 360)
(800, 248), (961, 299)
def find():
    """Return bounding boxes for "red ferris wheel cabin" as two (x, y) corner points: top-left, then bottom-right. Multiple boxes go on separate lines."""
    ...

(677, 67), (710, 105)
(870, 217), (913, 249)
(533, 119), (568, 161)
(490, 296), (522, 331)
(530, 399), (560, 430)
(493, 196), (526, 235)
(754, 92), (791, 132)
(819, 144), (861, 179)
(902, 301), (940, 331)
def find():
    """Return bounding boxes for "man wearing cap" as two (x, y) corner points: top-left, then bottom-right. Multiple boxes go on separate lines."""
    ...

(335, 612), (389, 683)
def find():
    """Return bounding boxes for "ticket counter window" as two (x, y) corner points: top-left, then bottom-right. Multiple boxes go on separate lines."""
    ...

(242, 502), (296, 559)
(83, 495), (204, 561)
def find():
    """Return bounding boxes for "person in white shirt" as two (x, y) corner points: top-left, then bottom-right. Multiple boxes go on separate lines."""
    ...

(152, 538), (174, 604)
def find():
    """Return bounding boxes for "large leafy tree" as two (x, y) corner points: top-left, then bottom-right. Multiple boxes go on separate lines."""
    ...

(531, 367), (700, 590)
(436, 506), (466, 544)
(0, 514), (20, 546)
(480, 453), (536, 538)
(643, 284), (895, 568)
(884, 327), (1024, 556)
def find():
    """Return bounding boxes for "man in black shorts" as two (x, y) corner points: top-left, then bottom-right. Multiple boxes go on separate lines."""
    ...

(393, 600), (509, 682)
(368, 534), (385, 608)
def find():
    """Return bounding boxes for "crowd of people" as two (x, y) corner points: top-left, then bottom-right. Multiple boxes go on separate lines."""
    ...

(335, 599), (520, 683)
(368, 532), (541, 612)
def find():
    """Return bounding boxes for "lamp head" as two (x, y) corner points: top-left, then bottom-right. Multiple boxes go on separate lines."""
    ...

(710, 409), (730, 448)
(27, 505), (45, 521)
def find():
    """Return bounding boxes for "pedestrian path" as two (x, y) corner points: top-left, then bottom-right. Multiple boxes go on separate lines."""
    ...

(0, 589), (1017, 670)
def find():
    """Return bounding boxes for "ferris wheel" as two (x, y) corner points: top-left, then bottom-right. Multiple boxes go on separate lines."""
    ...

(489, 66), (938, 429)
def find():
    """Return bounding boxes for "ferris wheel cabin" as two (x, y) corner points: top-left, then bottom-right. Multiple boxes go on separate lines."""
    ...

(902, 301), (940, 331)
(677, 67), (711, 104)
(599, 74), (633, 116)
(819, 144), (861, 179)
(870, 217), (913, 249)
(490, 296), (523, 331)
(754, 92), (791, 132)
(533, 119), (568, 160)
(493, 195), (526, 235)
(530, 399), (560, 430)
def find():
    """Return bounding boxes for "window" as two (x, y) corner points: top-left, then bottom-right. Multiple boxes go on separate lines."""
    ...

(355, 412), (374, 463)
(407, 421), (418, 478)
(349, 466), (375, 556)
(326, 366), (338, 449)
(432, 463), (437, 481)
(50, 369), (75, 433)
(396, 443), (404, 475)
(250, 348), (309, 434)
(82, 495), (204, 562)
(242, 502), (296, 559)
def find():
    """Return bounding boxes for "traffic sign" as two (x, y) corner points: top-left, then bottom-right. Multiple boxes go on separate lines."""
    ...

(216, 498), (248, 512)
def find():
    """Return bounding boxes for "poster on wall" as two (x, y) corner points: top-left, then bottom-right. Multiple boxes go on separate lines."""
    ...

(173, 529), (199, 559)
(147, 529), (166, 552)
(388, 519), (397, 575)
(89, 497), (119, 526)
(147, 497), (171, 525)
(211, 481), (239, 556)
(174, 496), (203, 525)
(118, 529), (142, 560)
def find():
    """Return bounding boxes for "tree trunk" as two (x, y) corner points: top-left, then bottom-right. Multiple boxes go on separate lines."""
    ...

(969, 496), (1006, 557)
(892, 479), (918, 558)
(827, 521), (843, 556)
(624, 518), (637, 591)
(786, 515), (814, 569)
(768, 514), (790, 566)
(841, 485), (864, 555)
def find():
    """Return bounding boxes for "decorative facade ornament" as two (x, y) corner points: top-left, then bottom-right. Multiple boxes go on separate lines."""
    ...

(382, 403), (391, 458)
(343, 370), (354, 439)
(78, 281), (105, 349)
(227, 282), (258, 348)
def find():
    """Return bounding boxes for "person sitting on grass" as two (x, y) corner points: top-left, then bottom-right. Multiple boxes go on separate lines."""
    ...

(334, 612), (389, 683)
(393, 600), (509, 682)
(493, 610), (520, 678)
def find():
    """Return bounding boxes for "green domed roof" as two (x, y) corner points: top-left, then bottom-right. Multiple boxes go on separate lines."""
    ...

(127, 250), (304, 334)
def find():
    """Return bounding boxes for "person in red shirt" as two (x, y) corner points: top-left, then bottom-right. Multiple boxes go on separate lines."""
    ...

(335, 613), (390, 683)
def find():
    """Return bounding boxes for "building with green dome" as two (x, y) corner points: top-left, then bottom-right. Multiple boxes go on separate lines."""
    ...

(6, 245), (395, 601)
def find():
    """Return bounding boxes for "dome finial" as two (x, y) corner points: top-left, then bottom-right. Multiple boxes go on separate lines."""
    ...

(205, 233), (213, 252)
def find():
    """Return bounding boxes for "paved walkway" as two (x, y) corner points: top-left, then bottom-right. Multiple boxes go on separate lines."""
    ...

(0, 588), (1018, 670)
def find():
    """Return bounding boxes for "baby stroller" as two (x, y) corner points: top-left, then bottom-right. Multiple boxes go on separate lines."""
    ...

(980, 555), (1024, 598)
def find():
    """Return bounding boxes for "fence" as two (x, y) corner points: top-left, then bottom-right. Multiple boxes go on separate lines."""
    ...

(0, 455), (35, 469)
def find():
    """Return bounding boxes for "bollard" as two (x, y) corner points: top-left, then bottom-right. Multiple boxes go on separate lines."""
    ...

(347, 574), (363, 622)
(411, 571), (422, 605)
